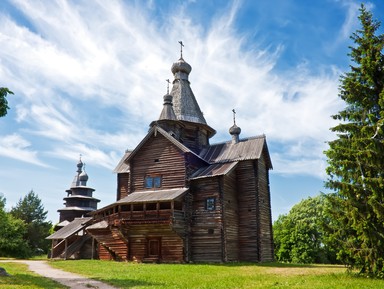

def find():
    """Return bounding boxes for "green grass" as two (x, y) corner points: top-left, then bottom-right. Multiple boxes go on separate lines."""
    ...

(49, 260), (384, 289)
(0, 262), (67, 289)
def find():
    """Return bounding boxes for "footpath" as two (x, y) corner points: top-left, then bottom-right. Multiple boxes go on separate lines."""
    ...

(0, 260), (119, 289)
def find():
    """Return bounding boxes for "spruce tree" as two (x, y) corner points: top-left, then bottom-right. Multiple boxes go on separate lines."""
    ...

(0, 87), (13, 117)
(10, 190), (52, 255)
(324, 4), (384, 276)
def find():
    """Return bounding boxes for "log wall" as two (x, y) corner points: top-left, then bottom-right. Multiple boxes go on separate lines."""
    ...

(117, 173), (129, 201)
(190, 177), (223, 262)
(236, 160), (260, 262)
(130, 134), (186, 191)
(125, 224), (184, 262)
(257, 153), (274, 261)
(222, 170), (239, 261)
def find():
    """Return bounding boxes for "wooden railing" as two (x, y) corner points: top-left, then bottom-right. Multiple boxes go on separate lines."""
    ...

(95, 209), (185, 225)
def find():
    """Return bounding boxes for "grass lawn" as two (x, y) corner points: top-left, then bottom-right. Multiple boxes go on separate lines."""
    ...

(49, 260), (384, 289)
(0, 262), (67, 289)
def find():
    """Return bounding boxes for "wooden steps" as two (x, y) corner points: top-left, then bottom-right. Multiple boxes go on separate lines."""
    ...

(87, 226), (128, 261)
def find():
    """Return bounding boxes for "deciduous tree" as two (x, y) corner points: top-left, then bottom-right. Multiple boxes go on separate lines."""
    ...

(273, 194), (337, 264)
(0, 195), (29, 258)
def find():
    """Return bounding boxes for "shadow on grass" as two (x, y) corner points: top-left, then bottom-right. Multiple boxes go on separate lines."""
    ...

(0, 273), (67, 288)
(0, 272), (159, 289)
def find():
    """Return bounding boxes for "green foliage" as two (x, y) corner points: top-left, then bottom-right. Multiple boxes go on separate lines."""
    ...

(0, 197), (29, 258)
(0, 87), (13, 117)
(273, 194), (337, 264)
(324, 4), (384, 277)
(10, 191), (52, 255)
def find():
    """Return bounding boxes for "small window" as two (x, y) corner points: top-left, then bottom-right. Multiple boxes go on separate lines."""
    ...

(153, 176), (161, 188)
(206, 197), (216, 211)
(145, 176), (153, 188)
(144, 175), (162, 188)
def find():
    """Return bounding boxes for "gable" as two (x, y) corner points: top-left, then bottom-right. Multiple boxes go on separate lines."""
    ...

(116, 125), (207, 168)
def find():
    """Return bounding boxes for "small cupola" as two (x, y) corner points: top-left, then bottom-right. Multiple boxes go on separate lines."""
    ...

(229, 109), (241, 144)
(79, 165), (89, 186)
(158, 79), (177, 121)
(171, 41), (192, 81)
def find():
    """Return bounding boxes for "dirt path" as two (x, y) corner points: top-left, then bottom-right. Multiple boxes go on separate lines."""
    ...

(0, 260), (119, 289)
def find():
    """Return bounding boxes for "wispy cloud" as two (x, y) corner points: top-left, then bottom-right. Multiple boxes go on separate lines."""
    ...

(0, 134), (48, 167)
(0, 0), (357, 178)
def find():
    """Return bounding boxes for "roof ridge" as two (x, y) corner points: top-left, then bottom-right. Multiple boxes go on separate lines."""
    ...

(209, 134), (266, 147)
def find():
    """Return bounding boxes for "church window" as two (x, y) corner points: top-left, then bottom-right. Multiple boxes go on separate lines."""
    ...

(206, 197), (216, 211)
(145, 175), (162, 188)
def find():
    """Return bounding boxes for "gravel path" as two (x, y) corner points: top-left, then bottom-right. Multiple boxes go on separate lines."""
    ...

(0, 260), (119, 289)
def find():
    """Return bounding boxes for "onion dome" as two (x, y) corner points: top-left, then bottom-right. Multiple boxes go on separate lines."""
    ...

(159, 93), (177, 121)
(229, 123), (241, 136)
(171, 58), (192, 75)
(76, 159), (83, 173)
(79, 170), (89, 183)
(229, 109), (241, 144)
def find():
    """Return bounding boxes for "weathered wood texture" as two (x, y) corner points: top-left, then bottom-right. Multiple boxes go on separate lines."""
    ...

(130, 134), (186, 192)
(222, 170), (239, 261)
(179, 123), (209, 154)
(236, 160), (260, 262)
(88, 227), (128, 261)
(126, 224), (184, 263)
(190, 177), (223, 262)
(257, 153), (274, 261)
(117, 173), (129, 201)
(90, 209), (186, 263)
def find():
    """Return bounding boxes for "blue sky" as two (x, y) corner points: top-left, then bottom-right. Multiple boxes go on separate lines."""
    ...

(0, 0), (383, 224)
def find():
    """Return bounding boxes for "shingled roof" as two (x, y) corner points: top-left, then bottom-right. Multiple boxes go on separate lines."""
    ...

(46, 217), (92, 240)
(199, 135), (273, 169)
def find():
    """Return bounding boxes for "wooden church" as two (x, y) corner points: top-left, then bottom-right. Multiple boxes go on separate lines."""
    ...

(48, 47), (274, 263)
(47, 159), (99, 259)
(87, 49), (274, 263)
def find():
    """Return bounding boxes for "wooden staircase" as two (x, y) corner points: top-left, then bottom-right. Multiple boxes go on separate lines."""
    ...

(87, 223), (128, 261)
(61, 234), (92, 259)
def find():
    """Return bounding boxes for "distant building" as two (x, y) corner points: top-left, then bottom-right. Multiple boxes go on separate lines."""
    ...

(86, 53), (274, 263)
(47, 159), (99, 259)
(57, 159), (100, 223)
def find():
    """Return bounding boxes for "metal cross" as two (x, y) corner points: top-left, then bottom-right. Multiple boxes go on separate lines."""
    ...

(232, 109), (236, 125)
(178, 41), (184, 58)
(166, 79), (171, 94)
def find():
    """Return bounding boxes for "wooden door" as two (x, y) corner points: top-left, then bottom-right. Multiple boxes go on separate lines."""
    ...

(147, 238), (161, 258)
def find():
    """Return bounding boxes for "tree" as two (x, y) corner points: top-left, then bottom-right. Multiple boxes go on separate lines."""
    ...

(10, 190), (52, 255)
(0, 195), (29, 258)
(324, 4), (384, 277)
(0, 87), (13, 117)
(273, 194), (337, 264)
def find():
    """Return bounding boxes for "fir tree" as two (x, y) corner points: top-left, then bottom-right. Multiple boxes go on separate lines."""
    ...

(324, 4), (384, 277)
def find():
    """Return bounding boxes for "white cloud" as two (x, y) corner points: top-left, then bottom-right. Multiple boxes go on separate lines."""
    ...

(0, 0), (349, 179)
(0, 134), (48, 167)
